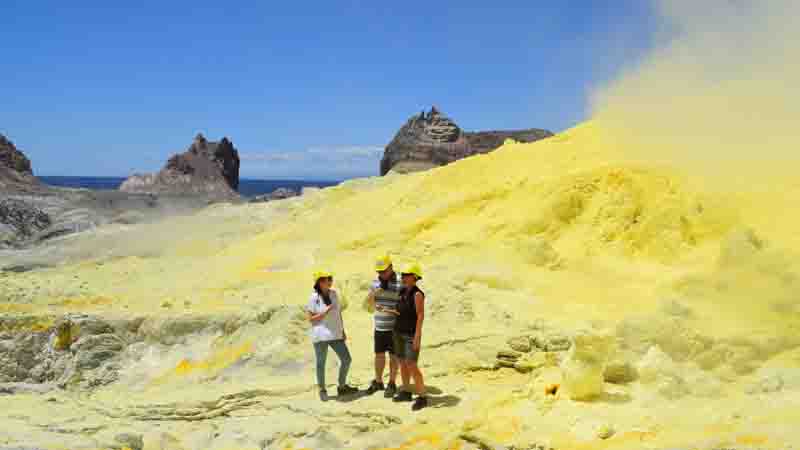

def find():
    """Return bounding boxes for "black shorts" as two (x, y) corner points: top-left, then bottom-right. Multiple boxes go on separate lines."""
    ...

(393, 332), (420, 362)
(374, 330), (394, 354)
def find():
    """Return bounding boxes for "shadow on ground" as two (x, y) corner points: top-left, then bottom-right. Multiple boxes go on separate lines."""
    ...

(335, 390), (371, 403)
(429, 394), (461, 408)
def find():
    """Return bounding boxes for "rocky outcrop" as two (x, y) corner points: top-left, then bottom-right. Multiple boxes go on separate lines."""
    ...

(120, 134), (240, 199)
(0, 134), (40, 191)
(0, 132), (217, 249)
(0, 199), (51, 247)
(0, 134), (33, 175)
(249, 187), (299, 203)
(0, 135), (50, 248)
(380, 107), (553, 175)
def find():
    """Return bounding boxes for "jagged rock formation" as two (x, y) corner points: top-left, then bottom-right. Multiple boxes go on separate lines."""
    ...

(0, 134), (33, 175)
(0, 133), (41, 191)
(120, 134), (240, 198)
(380, 107), (553, 175)
(249, 187), (299, 203)
(0, 133), (220, 250)
(0, 134), (51, 248)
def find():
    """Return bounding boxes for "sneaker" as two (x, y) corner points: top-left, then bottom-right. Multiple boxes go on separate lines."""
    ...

(392, 390), (413, 402)
(412, 396), (429, 411)
(366, 380), (385, 395)
(337, 385), (358, 396)
(384, 382), (397, 398)
(319, 389), (329, 402)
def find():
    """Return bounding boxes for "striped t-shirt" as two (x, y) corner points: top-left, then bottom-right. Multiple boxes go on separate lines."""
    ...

(371, 274), (402, 331)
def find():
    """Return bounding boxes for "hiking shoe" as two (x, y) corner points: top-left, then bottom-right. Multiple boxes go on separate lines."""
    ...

(384, 382), (397, 398)
(337, 385), (358, 396)
(366, 380), (385, 395)
(319, 389), (329, 402)
(392, 391), (413, 402)
(412, 396), (429, 411)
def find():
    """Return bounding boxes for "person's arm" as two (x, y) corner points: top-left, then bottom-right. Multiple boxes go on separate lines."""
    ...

(307, 309), (328, 323)
(364, 290), (377, 313)
(307, 302), (332, 323)
(413, 292), (425, 351)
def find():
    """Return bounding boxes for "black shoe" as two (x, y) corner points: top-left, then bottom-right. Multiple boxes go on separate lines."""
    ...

(392, 390), (413, 402)
(366, 380), (385, 395)
(319, 389), (329, 402)
(412, 396), (429, 411)
(384, 382), (397, 398)
(337, 385), (358, 396)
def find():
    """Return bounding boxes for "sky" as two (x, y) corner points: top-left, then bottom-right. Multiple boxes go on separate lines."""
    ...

(0, 1), (657, 180)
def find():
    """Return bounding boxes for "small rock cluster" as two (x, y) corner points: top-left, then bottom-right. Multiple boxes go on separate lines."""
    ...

(496, 326), (640, 396)
(560, 330), (616, 400)
(249, 187), (299, 203)
(495, 331), (572, 373)
(0, 314), (134, 389)
(0, 198), (52, 248)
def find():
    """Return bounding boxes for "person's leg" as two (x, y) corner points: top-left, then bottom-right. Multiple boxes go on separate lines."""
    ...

(391, 359), (413, 401)
(388, 354), (399, 385)
(313, 341), (328, 389)
(408, 343), (427, 410)
(329, 339), (352, 387)
(408, 361), (426, 396)
(393, 333), (411, 392)
(399, 360), (411, 391)
(375, 352), (386, 382)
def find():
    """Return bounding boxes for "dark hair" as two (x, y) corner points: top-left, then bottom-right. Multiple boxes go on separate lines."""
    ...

(314, 278), (332, 305)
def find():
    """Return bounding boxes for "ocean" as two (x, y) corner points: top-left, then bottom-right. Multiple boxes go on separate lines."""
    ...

(37, 176), (341, 198)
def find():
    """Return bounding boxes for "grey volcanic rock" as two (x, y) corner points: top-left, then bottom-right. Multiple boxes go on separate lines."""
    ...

(120, 133), (240, 198)
(0, 199), (52, 247)
(380, 107), (553, 175)
(0, 136), (50, 248)
(249, 187), (299, 203)
(0, 134), (41, 191)
(0, 134), (33, 175)
(0, 134), (227, 251)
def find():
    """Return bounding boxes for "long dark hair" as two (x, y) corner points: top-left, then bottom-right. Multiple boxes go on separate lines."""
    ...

(314, 278), (332, 305)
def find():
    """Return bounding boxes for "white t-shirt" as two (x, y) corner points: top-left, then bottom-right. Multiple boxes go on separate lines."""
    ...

(306, 290), (345, 343)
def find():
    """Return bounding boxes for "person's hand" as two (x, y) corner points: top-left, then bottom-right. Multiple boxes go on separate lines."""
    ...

(413, 335), (421, 352)
(323, 304), (333, 314)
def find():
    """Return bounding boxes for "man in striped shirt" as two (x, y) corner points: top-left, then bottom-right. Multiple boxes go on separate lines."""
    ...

(364, 255), (402, 397)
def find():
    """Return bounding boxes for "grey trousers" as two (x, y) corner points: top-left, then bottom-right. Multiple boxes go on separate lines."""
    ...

(312, 339), (351, 389)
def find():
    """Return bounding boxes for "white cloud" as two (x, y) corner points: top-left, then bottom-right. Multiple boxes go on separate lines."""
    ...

(239, 145), (385, 179)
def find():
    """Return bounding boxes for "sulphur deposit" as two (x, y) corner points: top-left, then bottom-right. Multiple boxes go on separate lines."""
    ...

(2, 116), (799, 449)
(3, 0), (800, 448)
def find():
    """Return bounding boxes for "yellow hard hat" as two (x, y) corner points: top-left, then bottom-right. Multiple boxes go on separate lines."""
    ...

(313, 270), (333, 283)
(400, 263), (423, 280)
(374, 255), (392, 272)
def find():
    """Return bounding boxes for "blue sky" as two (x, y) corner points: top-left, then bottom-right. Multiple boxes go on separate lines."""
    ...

(1, 1), (656, 179)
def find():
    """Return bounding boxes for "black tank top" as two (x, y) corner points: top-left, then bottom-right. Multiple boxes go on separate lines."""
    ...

(395, 286), (424, 335)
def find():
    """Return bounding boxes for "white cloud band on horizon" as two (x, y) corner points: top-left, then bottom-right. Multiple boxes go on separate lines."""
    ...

(239, 145), (384, 179)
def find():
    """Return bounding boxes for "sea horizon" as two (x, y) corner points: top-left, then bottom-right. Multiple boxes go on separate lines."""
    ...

(37, 175), (344, 197)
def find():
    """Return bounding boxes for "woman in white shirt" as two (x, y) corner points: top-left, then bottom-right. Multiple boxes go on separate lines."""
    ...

(306, 270), (358, 401)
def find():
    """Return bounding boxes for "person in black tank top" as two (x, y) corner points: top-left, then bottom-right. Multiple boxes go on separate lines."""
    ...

(392, 263), (428, 411)
(395, 285), (423, 335)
